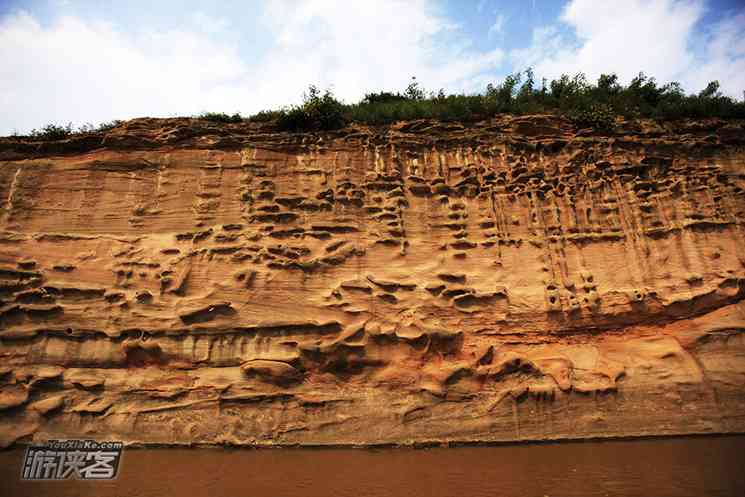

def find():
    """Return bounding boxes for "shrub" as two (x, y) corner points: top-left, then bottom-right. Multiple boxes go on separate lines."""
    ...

(403, 77), (426, 101)
(94, 120), (123, 132)
(272, 70), (743, 131)
(627, 72), (664, 109)
(28, 123), (74, 140)
(198, 112), (243, 123)
(568, 103), (616, 131)
(276, 85), (346, 131)
(75, 120), (122, 133)
(485, 72), (522, 112)
(361, 91), (408, 105)
(246, 110), (283, 122)
(596, 73), (622, 99)
(8, 70), (744, 140)
(276, 106), (312, 131)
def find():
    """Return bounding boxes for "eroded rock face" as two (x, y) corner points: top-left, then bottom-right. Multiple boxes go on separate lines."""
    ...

(0, 115), (744, 447)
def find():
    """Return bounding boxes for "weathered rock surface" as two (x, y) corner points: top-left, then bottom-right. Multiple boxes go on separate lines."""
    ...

(0, 115), (744, 448)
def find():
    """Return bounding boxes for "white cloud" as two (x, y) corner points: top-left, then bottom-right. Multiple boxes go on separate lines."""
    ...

(0, 11), (249, 134)
(510, 0), (745, 97)
(488, 14), (505, 38)
(684, 12), (745, 98)
(0, 1), (505, 135)
(190, 12), (231, 35)
(254, 0), (502, 102)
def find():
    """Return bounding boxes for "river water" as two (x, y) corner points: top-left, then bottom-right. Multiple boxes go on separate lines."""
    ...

(1, 435), (743, 497)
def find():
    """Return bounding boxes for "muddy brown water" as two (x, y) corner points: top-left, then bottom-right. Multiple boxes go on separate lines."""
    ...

(1, 436), (744, 497)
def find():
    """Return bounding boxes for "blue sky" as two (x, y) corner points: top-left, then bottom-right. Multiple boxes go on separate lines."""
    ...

(0, 0), (743, 134)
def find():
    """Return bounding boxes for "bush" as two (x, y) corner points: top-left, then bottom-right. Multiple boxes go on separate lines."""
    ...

(360, 91), (408, 105)
(76, 120), (123, 133)
(29, 123), (74, 140)
(268, 71), (743, 131)
(403, 77), (426, 101)
(246, 110), (283, 122)
(6, 120), (123, 140)
(568, 103), (616, 131)
(9, 70), (744, 140)
(198, 112), (243, 123)
(276, 85), (346, 131)
(94, 120), (123, 132)
(485, 72), (522, 112)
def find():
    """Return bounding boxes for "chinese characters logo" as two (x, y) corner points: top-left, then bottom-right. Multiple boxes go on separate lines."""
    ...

(21, 440), (123, 480)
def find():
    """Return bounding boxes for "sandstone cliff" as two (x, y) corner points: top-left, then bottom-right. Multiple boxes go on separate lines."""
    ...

(0, 115), (744, 448)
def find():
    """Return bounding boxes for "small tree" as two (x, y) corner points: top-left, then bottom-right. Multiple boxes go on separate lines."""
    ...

(30, 122), (73, 140)
(485, 72), (522, 112)
(404, 77), (426, 101)
(698, 81), (721, 99)
(597, 73), (621, 98)
(277, 85), (346, 131)
(517, 68), (536, 99)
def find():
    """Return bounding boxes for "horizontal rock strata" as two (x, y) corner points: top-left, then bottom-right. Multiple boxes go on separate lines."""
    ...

(0, 115), (744, 447)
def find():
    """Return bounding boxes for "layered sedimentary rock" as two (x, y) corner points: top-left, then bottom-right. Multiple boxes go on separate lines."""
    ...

(0, 115), (744, 448)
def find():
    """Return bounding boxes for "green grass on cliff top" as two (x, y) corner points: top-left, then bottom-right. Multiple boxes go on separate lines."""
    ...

(11, 69), (745, 140)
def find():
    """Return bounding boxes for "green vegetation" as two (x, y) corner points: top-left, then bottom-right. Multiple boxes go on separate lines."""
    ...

(29, 122), (75, 140)
(245, 109), (283, 122)
(75, 120), (123, 133)
(197, 112), (243, 123)
(567, 104), (616, 132)
(5, 70), (743, 140)
(14, 120), (124, 140)
(265, 71), (745, 132)
(275, 85), (346, 131)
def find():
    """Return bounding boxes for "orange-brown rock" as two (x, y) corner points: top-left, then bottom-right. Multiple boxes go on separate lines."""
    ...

(0, 115), (744, 448)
